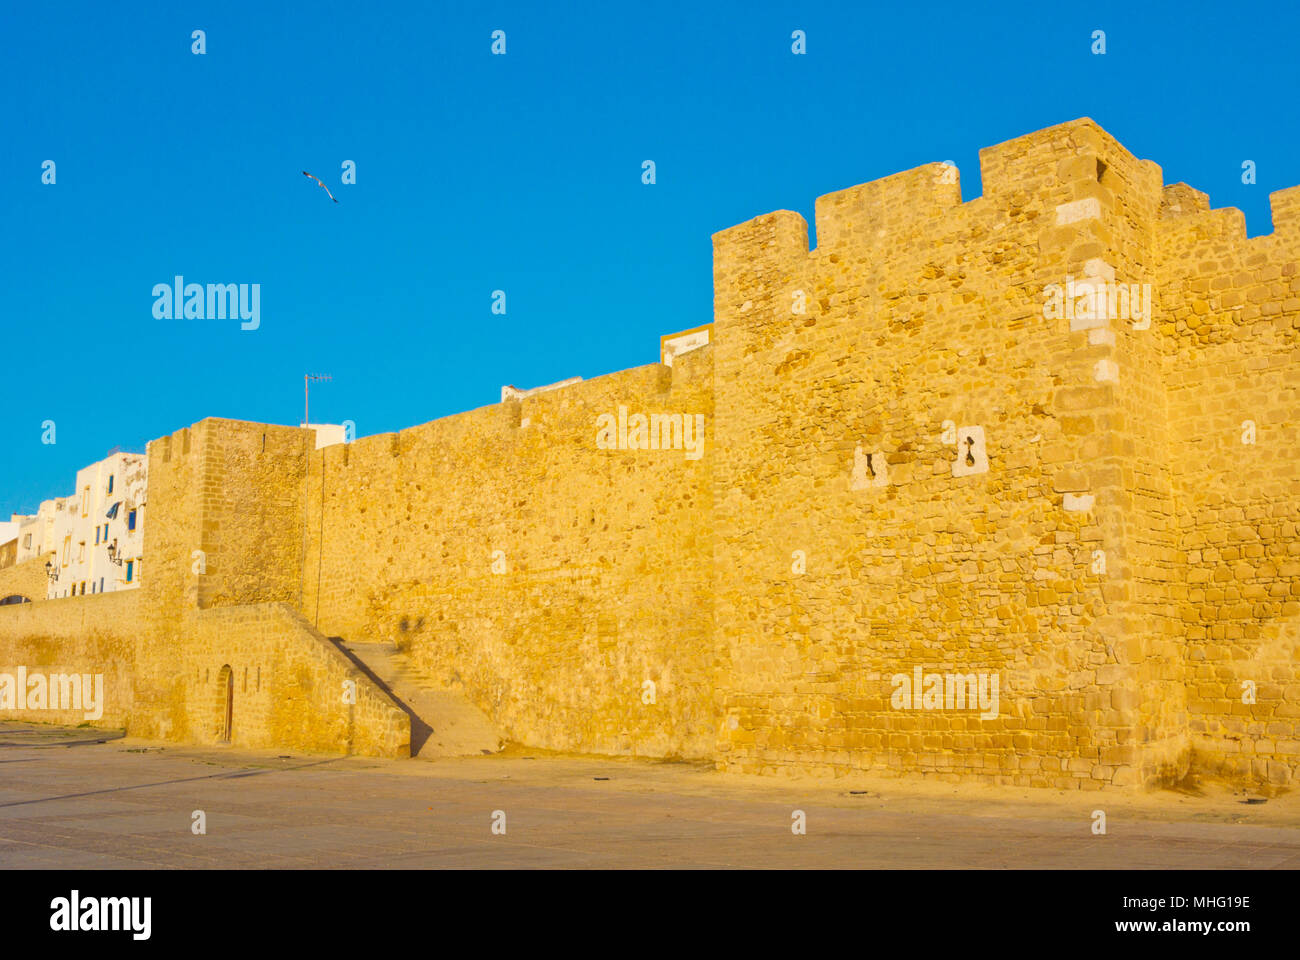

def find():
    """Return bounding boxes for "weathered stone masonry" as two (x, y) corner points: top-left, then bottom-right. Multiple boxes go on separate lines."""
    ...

(2, 118), (1297, 789)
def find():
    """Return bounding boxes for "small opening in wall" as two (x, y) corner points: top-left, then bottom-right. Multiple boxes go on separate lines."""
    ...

(256, 666), (260, 691)
(217, 664), (233, 744)
(243, 667), (247, 692)
(1096, 159), (1108, 183)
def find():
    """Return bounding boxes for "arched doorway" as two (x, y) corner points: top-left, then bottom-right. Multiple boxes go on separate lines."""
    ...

(217, 664), (233, 744)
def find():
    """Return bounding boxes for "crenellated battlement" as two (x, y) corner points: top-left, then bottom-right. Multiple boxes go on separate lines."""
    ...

(710, 117), (1300, 369)
(1268, 185), (1300, 243)
(1158, 184), (1300, 242)
(1152, 176), (1300, 355)
(711, 119), (1167, 292)
(1155, 183), (1300, 253)
(813, 163), (962, 255)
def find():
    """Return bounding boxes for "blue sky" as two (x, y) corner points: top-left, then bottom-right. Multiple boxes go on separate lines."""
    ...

(2, 0), (1297, 517)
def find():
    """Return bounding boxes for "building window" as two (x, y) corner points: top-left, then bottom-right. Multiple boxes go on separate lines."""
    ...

(95, 527), (101, 545)
(125, 560), (134, 583)
(99, 577), (104, 593)
(81, 487), (89, 517)
(62, 536), (70, 564)
(22, 533), (31, 549)
(107, 475), (114, 495)
(103, 523), (109, 541)
(78, 542), (85, 563)
(128, 510), (137, 531)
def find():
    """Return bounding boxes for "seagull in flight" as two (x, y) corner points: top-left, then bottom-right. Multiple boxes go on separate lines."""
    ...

(301, 170), (338, 203)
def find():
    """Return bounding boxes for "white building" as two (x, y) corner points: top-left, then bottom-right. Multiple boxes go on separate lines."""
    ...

(300, 423), (349, 449)
(22, 453), (148, 599)
(0, 516), (20, 571)
(16, 499), (62, 565)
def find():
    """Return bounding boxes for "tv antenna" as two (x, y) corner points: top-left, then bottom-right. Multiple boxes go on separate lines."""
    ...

(304, 373), (332, 426)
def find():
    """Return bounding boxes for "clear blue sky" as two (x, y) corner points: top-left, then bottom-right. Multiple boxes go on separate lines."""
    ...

(2, 0), (1297, 517)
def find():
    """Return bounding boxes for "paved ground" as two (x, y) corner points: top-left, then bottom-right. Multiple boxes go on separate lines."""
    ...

(2, 722), (1298, 868)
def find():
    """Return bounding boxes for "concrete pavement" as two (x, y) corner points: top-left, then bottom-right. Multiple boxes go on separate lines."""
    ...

(1, 723), (1297, 869)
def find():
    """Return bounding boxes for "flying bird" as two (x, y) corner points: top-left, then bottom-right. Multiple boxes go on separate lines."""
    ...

(301, 170), (338, 203)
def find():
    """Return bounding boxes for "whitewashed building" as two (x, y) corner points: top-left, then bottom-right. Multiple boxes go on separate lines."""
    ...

(24, 452), (148, 599)
(16, 499), (62, 565)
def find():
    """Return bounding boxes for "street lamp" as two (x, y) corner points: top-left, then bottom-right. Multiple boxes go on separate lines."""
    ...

(106, 539), (124, 566)
(44, 559), (59, 582)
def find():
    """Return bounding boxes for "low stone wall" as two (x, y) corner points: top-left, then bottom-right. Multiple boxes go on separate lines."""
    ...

(0, 590), (139, 728)
(0, 592), (408, 757)
(178, 603), (409, 757)
(0, 554), (54, 604)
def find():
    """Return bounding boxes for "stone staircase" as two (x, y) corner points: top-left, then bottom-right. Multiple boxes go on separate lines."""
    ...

(332, 640), (503, 758)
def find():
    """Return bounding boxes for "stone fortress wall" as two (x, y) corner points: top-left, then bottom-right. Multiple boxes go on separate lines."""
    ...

(2, 119), (1297, 790)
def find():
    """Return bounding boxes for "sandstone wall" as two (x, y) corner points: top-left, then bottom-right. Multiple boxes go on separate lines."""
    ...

(175, 603), (408, 756)
(130, 422), (206, 734)
(0, 419), (408, 757)
(707, 119), (1261, 789)
(7, 119), (1297, 789)
(1156, 183), (1300, 786)
(0, 590), (140, 728)
(0, 554), (55, 603)
(302, 350), (716, 759)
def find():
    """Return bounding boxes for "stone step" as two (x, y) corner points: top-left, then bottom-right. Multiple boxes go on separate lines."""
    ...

(335, 640), (503, 758)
